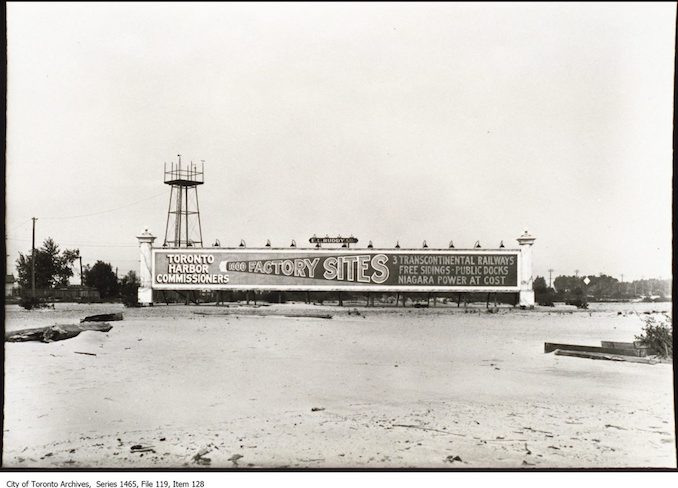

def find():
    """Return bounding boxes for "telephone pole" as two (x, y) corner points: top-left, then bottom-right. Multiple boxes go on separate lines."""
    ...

(620, 273), (624, 297)
(79, 256), (84, 286)
(31, 217), (37, 298)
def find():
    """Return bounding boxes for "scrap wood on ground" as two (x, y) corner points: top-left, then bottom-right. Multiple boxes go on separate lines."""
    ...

(544, 341), (665, 364)
(81, 312), (123, 323)
(5, 323), (113, 343)
(553, 349), (660, 364)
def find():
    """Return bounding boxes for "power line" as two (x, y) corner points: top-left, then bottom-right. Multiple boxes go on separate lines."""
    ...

(39, 191), (166, 221)
(6, 218), (33, 233)
(6, 238), (137, 248)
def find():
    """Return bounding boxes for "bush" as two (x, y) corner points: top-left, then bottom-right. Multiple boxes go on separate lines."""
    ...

(18, 295), (50, 310)
(119, 271), (140, 307)
(536, 288), (555, 306)
(565, 287), (588, 309)
(635, 314), (672, 359)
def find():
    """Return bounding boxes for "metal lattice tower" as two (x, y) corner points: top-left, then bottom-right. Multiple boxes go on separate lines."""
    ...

(163, 155), (204, 248)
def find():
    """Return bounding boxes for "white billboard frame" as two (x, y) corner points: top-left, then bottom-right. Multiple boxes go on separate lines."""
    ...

(150, 247), (522, 293)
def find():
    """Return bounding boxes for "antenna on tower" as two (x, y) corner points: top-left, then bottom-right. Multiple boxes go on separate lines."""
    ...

(163, 155), (205, 248)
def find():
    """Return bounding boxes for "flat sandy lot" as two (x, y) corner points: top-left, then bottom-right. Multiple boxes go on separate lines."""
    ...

(3, 301), (675, 468)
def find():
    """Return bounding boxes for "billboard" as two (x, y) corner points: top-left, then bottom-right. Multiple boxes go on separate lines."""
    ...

(152, 248), (520, 292)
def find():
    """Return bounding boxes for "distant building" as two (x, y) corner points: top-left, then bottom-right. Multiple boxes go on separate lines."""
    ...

(5, 274), (19, 297)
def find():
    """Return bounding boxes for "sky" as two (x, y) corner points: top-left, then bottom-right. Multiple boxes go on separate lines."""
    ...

(5, 2), (675, 282)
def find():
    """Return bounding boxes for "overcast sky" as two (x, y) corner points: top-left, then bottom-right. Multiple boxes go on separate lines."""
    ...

(5, 2), (675, 281)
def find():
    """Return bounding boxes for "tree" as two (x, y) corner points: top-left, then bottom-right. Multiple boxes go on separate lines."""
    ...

(585, 274), (619, 300)
(533, 276), (555, 306)
(533, 276), (547, 290)
(119, 270), (141, 307)
(553, 275), (584, 296)
(84, 261), (119, 299)
(15, 238), (80, 289)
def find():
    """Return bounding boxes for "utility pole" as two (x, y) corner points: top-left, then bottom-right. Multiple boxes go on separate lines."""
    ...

(31, 217), (37, 298)
(548, 268), (554, 288)
(79, 256), (83, 286)
(620, 273), (624, 298)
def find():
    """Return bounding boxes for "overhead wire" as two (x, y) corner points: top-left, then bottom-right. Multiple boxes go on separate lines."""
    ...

(39, 191), (167, 220)
(6, 238), (137, 248)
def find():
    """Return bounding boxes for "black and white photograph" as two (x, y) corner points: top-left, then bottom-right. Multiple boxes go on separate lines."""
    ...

(2, 1), (675, 473)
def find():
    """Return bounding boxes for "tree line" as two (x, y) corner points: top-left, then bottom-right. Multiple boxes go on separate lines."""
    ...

(533, 273), (671, 308)
(12, 237), (672, 308)
(14, 237), (140, 307)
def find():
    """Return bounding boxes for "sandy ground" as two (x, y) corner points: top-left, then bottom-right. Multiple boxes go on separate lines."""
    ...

(2, 301), (675, 469)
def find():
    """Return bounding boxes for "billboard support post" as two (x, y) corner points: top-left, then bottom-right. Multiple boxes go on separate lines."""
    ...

(137, 228), (156, 306)
(517, 230), (536, 308)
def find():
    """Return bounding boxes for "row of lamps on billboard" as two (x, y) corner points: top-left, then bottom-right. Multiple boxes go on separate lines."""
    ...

(210, 240), (507, 249)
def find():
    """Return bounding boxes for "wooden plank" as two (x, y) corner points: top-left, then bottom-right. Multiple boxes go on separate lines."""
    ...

(601, 341), (655, 357)
(282, 313), (332, 320)
(553, 349), (658, 364)
(544, 342), (640, 357)
(600, 341), (635, 350)
(81, 312), (123, 323)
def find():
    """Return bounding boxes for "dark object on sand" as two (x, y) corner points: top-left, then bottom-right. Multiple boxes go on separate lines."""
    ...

(600, 341), (655, 357)
(18, 296), (51, 310)
(283, 313), (332, 320)
(311, 407), (325, 412)
(131, 444), (155, 453)
(553, 349), (658, 364)
(6, 323), (113, 343)
(227, 454), (243, 466)
(81, 312), (123, 323)
(192, 447), (213, 465)
(544, 342), (645, 357)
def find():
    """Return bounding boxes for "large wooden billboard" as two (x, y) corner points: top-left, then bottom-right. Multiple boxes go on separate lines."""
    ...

(152, 248), (520, 292)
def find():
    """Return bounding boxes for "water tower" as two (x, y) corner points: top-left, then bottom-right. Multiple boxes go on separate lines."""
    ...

(163, 155), (204, 247)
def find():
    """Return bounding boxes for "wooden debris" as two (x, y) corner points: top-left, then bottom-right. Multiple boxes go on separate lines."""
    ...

(545, 342), (641, 357)
(81, 312), (123, 323)
(601, 341), (656, 357)
(130, 444), (155, 453)
(6, 323), (113, 343)
(600, 341), (635, 350)
(227, 453), (243, 466)
(391, 424), (466, 436)
(553, 349), (658, 364)
(283, 313), (332, 319)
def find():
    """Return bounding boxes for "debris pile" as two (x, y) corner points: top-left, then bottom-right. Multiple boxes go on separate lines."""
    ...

(81, 312), (123, 323)
(545, 341), (660, 364)
(6, 322), (113, 343)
